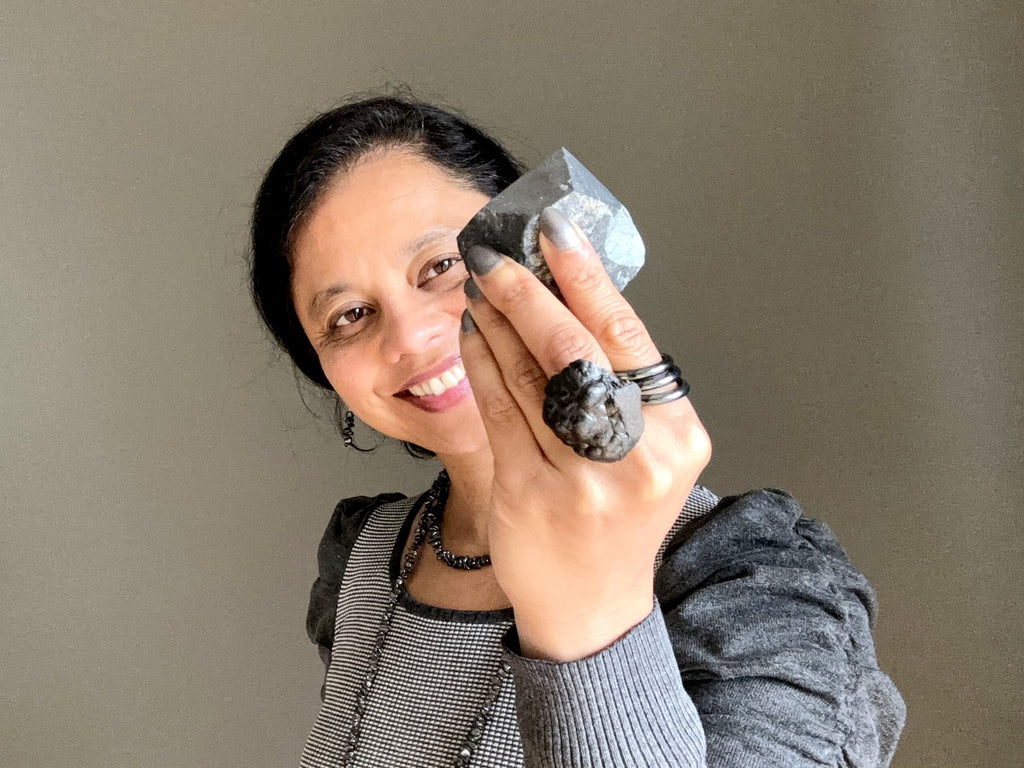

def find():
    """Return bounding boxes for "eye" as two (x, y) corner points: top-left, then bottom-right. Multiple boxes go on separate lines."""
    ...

(331, 305), (373, 328)
(420, 254), (464, 285)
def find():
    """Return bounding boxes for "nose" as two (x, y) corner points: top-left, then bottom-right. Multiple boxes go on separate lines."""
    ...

(378, 297), (452, 364)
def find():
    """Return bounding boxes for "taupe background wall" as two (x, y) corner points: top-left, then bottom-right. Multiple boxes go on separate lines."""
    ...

(2, 2), (1020, 766)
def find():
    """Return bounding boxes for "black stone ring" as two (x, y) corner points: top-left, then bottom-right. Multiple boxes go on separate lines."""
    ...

(542, 359), (645, 462)
(615, 354), (691, 405)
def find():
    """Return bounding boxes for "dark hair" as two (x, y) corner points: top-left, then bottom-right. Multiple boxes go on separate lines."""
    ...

(249, 96), (525, 454)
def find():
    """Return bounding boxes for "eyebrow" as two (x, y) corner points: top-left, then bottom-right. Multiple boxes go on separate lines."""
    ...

(402, 224), (461, 260)
(306, 225), (461, 318)
(307, 282), (353, 319)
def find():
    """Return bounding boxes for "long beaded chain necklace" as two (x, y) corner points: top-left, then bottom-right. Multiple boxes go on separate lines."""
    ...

(338, 470), (512, 768)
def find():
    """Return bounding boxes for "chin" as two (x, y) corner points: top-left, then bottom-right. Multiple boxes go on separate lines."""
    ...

(419, 415), (491, 458)
(379, 402), (488, 458)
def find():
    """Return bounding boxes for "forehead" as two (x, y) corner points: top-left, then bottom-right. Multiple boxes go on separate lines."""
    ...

(291, 150), (488, 285)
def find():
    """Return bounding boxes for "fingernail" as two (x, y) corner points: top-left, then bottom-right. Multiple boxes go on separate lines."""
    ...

(463, 276), (482, 300)
(464, 244), (503, 275)
(460, 309), (477, 333)
(539, 207), (581, 250)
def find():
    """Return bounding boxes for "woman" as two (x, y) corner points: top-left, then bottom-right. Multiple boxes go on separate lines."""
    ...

(250, 97), (905, 767)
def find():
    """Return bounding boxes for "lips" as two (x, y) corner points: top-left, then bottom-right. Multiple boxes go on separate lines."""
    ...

(395, 356), (473, 414)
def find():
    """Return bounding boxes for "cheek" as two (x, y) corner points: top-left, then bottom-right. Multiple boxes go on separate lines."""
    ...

(441, 273), (474, 317)
(319, 350), (374, 407)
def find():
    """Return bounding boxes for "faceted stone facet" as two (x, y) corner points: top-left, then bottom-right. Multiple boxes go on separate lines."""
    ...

(456, 148), (644, 292)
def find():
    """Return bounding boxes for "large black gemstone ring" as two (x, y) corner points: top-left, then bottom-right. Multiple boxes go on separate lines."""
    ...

(542, 359), (645, 462)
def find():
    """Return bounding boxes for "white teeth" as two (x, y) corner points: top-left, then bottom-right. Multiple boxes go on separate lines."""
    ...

(408, 363), (466, 398)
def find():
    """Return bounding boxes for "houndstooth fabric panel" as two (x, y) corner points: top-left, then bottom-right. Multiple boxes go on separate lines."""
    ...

(301, 496), (521, 768)
(302, 485), (719, 767)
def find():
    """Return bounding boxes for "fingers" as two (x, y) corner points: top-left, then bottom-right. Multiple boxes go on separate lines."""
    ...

(461, 209), (700, 469)
(458, 306), (555, 467)
(463, 207), (662, 374)
(461, 295), (577, 461)
(537, 207), (662, 371)
(462, 243), (609, 378)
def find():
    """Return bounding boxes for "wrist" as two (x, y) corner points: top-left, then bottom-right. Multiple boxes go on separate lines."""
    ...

(512, 591), (654, 662)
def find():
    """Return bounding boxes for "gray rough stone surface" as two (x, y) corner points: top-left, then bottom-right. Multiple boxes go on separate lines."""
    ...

(542, 359), (645, 462)
(456, 148), (645, 293)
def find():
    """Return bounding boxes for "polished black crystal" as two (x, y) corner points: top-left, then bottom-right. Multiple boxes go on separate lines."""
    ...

(457, 148), (645, 293)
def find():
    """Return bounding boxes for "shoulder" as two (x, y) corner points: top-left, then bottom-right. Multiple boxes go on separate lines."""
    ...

(306, 491), (407, 647)
(315, 492), (408, 574)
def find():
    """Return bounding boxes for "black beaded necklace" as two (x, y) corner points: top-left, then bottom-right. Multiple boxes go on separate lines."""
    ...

(423, 471), (492, 570)
(338, 471), (509, 768)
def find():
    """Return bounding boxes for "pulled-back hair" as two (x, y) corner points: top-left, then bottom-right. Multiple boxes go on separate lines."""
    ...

(249, 96), (524, 453)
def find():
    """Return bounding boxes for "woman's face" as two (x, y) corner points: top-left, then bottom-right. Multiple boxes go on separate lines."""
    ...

(290, 149), (492, 456)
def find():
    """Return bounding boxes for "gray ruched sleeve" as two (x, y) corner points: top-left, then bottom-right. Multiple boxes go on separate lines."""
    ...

(657, 489), (906, 766)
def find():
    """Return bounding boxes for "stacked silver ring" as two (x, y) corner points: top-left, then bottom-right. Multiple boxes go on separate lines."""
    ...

(615, 354), (690, 405)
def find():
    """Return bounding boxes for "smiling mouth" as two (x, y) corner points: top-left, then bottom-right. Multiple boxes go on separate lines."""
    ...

(406, 361), (467, 398)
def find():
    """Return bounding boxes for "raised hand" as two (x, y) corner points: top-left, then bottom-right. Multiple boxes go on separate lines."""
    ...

(459, 207), (712, 661)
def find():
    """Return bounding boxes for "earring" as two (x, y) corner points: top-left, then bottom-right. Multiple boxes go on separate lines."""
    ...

(342, 409), (373, 452)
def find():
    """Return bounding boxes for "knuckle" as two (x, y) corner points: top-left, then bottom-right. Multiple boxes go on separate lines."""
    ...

(632, 420), (712, 504)
(682, 421), (713, 468)
(636, 462), (677, 505)
(598, 309), (651, 358)
(544, 327), (595, 369)
(477, 389), (520, 426)
(564, 262), (606, 294)
(495, 269), (534, 306)
(564, 480), (608, 521)
(508, 357), (548, 397)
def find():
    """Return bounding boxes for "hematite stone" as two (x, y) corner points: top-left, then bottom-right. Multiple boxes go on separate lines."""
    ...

(456, 148), (645, 293)
(543, 359), (645, 462)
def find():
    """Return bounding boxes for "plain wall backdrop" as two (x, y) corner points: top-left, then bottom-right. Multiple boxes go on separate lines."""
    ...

(2, 2), (1021, 766)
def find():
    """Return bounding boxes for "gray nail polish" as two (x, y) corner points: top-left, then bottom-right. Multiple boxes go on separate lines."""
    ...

(463, 276), (482, 299)
(464, 244), (502, 275)
(460, 309), (477, 333)
(539, 207), (581, 250)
